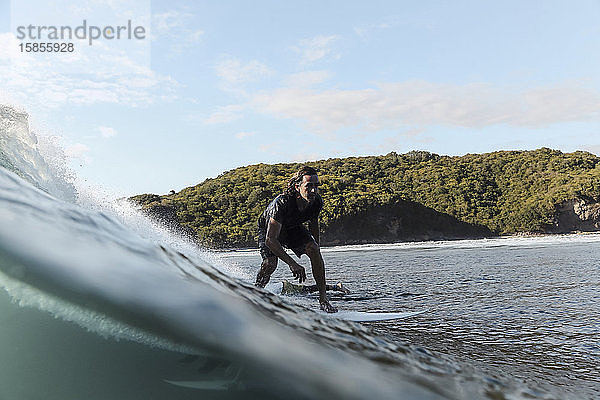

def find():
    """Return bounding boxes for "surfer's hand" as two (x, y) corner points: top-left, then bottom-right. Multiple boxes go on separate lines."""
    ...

(289, 262), (306, 283)
(320, 299), (337, 313)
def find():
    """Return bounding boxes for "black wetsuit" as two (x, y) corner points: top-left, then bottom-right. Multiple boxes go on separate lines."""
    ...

(257, 193), (323, 259)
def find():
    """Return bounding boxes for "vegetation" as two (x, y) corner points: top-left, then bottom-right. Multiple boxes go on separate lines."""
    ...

(131, 148), (600, 248)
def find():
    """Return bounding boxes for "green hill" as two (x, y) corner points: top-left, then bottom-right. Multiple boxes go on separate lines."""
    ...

(131, 148), (600, 248)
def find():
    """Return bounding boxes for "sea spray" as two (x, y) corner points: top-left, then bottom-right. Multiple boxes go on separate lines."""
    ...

(0, 103), (252, 279)
(0, 104), (77, 202)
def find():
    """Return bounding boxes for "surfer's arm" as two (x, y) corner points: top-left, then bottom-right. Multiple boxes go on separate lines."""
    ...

(265, 218), (306, 282)
(308, 217), (319, 245)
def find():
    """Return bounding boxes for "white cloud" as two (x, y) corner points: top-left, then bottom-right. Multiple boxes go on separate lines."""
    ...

(98, 126), (117, 138)
(294, 35), (341, 65)
(252, 81), (600, 135)
(204, 70), (330, 126)
(0, 33), (177, 109)
(235, 131), (255, 139)
(215, 56), (271, 86)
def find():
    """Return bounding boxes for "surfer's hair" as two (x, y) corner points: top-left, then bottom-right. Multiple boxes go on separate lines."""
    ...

(285, 165), (318, 196)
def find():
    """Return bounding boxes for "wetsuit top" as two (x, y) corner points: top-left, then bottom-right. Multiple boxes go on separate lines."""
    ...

(259, 193), (323, 231)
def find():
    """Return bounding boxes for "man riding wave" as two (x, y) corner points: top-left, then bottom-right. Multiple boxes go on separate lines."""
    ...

(255, 166), (338, 313)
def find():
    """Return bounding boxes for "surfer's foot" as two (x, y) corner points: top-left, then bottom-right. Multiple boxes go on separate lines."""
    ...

(334, 282), (350, 294)
(320, 300), (338, 313)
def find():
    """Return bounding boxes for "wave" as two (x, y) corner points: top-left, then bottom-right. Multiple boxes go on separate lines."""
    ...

(0, 104), (553, 399)
(0, 150), (443, 400)
(0, 105), (77, 202)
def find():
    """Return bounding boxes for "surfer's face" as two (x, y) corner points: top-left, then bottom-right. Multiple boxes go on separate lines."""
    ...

(297, 174), (319, 203)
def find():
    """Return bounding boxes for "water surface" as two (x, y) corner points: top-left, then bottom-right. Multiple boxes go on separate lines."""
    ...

(220, 235), (600, 399)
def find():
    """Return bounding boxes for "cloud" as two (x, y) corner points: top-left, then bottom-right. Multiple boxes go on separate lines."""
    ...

(98, 126), (117, 138)
(294, 35), (341, 65)
(215, 56), (271, 87)
(203, 70), (330, 126)
(252, 81), (600, 135)
(0, 33), (178, 109)
(235, 131), (255, 139)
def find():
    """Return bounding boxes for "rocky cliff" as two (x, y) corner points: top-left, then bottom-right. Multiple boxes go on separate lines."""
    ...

(550, 197), (600, 233)
(321, 199), (495, 245)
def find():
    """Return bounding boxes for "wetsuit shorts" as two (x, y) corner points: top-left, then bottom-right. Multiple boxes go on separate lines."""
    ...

(258, 222), (315, 260)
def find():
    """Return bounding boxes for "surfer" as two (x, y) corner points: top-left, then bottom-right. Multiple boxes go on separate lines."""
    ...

(255, 166), (338, 313)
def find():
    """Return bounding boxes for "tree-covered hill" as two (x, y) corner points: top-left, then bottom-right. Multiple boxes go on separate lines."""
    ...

(131, 148), (600, 248)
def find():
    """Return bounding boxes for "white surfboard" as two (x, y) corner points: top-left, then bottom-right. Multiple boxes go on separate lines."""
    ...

(319, 309), (428, 322)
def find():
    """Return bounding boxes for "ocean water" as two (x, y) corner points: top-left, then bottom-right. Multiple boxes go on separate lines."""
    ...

(1, 104), (598, 399)
(222, 235), (600, 399)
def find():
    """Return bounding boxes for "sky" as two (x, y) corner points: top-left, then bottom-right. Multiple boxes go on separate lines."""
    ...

(1, 0), (599, 196)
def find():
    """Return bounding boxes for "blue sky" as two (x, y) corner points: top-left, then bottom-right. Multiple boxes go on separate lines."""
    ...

(1, 0), (599, 196)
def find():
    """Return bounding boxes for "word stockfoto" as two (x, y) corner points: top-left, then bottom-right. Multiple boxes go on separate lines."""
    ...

(16, 20), (146, 45)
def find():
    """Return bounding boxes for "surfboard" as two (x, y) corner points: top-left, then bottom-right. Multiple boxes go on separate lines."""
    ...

(319, 309), (428, 322)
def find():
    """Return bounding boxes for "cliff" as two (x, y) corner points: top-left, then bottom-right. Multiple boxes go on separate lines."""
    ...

(550, 197), (600, 233)
(321, 200), (494, 245)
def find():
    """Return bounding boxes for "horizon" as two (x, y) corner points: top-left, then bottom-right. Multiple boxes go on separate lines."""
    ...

(1, 1), (599, 197)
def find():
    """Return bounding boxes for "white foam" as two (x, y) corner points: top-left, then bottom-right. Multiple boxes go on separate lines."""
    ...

(0, 104), (77, 202)
(317, 233), (600, 253)
(74, 181), (253, 281)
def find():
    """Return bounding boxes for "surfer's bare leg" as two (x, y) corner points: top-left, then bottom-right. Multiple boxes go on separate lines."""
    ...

(305, 241), (337, 313)
(256, 256), (278, 288)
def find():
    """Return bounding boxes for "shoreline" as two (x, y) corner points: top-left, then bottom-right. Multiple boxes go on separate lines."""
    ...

(211, 230), (600, 253)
